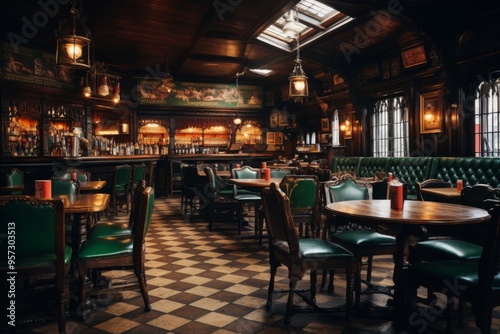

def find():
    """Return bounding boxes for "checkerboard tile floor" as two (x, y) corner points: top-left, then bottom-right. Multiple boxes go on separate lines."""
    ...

(10, 196), (500, 334)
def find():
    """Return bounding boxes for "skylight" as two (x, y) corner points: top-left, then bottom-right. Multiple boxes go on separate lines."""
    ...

(257, 0), (353, 52)
(249, 69), (273, 76)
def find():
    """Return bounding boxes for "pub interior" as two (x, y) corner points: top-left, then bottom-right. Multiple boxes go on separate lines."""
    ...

(1, 0), (500, 333)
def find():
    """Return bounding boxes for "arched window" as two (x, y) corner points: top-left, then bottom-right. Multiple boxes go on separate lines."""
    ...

(371, 96), (408, 157)
(474, 78), (500, 156)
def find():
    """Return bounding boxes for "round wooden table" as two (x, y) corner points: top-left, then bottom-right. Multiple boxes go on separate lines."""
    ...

(325, 199), (490, 313)
(227, 178), (283, 189)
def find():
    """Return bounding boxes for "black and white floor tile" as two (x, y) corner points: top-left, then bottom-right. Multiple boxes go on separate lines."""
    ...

(8, 196), (499, 334)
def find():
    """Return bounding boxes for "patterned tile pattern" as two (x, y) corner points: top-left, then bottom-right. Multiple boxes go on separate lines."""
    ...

(8, 196), (500, 334)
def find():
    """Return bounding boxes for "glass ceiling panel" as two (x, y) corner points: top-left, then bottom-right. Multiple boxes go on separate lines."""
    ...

(257, 0), (351, 52)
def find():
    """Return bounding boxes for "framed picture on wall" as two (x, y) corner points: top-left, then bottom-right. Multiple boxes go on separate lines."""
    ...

(420, 91), (442, 134)
(343, 115), (353, 139)
(401, 45), (427, 69)
(275, 132), (283, 145)
(321, 118), (330, 132)
(266, 132), (275, 144)
(265, 91), (275, 106)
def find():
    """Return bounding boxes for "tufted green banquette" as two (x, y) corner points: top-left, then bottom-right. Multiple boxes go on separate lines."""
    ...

(331, 156), (500, 199)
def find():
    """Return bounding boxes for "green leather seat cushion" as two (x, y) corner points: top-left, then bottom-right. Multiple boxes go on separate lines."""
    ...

(410, 260), (500, 291)
(79, 236), (133, 259)
(332, 230), (396, 247)
(234, 194), (261, 201)
(274, 239), (353, 259)
(1, 246), (72, 268)
(219, 189), (234, 196)
(89, 222), (131, 239)
(414, 239), (483, 261)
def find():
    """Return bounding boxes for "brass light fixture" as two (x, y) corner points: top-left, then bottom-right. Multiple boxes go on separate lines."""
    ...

(55, 0), (91, 69)
(288, 8), (308, 98)
(234, 72), (243, 125)
(161, 54), (175, 93)
(82, 61), (121, 104)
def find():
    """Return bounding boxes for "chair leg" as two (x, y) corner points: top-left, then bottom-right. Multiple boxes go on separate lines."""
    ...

(446, 295), (454, 334)
(345, 269), (354, 321)
(266, 265), (277, 312)
(310, 270), (317, 304)
(57, 277), (67, 334)
(366, 256), (373, 283)
(285, 276), (297, 324)
(355, 257), (363, 306)
(78, 262), (89, 320)
(134, 266), (151, 312)
(320, 269), (335, 294)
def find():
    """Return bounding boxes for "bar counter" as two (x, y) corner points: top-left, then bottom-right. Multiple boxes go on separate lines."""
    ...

(0, 153), (276, 196)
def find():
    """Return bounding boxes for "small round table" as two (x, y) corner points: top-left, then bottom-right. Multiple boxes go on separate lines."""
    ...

(325, 199), (490, 313)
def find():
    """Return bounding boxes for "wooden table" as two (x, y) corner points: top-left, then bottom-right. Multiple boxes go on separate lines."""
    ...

(227, 178), (283, 190)
(325, 199), (490, 313)
(0, 185), (25, 194)
(419, 187), (461, 200)
(198, 170), (231, 178)
(79, 180), (107, 192)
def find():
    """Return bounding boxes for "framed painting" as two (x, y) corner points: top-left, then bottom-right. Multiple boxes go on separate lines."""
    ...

(275, 132), (283, 145)
(266, 132), (275, 144)
(343, 115), (353, 139)
(320, 133), (330, 144)
(401, 45), (427, 69)
(321, 118), (330, 132)
(420, 91), (442, 134)
(265, 91), (275, 106)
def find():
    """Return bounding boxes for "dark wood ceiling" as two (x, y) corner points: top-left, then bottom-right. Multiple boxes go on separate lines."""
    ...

(1, 0), (498, 88)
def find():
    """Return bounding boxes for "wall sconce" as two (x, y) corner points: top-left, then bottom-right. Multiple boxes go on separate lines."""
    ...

(120, 122), (129, 134)
(450, 103), (458, 127)
(339, 117), (350, 131)
(424, 103), (437, 124)
(55, 0), (91, 69)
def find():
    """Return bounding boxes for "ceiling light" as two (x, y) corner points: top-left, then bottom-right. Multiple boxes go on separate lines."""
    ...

(282, 10), (300, 38)
(249, 69), (272, 76)
(98, 75), (109, 96)
(287, 8), (308, 99)
(234, 72), (243, 125)
(161, 53), (175, 93)
(55, 0), (91, 69)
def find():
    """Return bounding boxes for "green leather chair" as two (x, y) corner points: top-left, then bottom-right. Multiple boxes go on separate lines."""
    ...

(269, 168), (291, 179)
(50, 176), (80, 196)
(416, 178), (452, 202)
(407, 202), (500, 334)
(0, 196), (71, 334)
(180, 164), (203, 216)
(77, 186), (155, 320)
(231, 165), (262, 233)
(130, 163), (145, 195)
(279, 174), (321, 238)
(110, 164), (131, 215)
(323, 176), (396, 305)
(53, 168), (91, 183)
(87, 180), (147, 239)
(410, 183), (499, 322)
(261, 182), (355, 324)
(204, 166), (243, 233)
(5, 168), (24, 195)
(411, 183), (499, 264)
